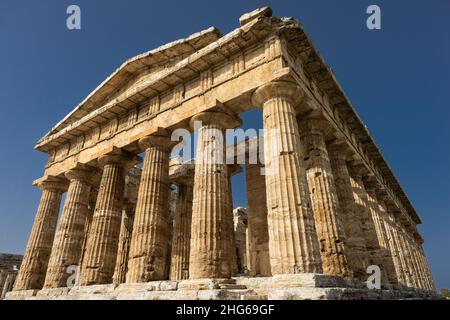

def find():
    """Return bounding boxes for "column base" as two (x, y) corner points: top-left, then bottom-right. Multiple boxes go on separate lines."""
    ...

(3, 274), (438, 300)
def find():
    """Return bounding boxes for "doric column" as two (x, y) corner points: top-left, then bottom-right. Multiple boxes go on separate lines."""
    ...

(78, 189), (97, 269)
(126, 130), (174, 283)
(245, 162), (271, 276)
(298, 119), (351, 277)
(364, 187), (398, 284)
(43, 166), (97, 288)
(349, 169), (388, 283)
(112, 166), (140, 285)
(415, 242), (431, 290)
(404, 232), (423, 288)
(112, 203), (135, 285)
(1, 273), (17, 299)
(170, 183), (193, 280)
(327, 144), (369, 280)
(13, 177), (67, 291)
(410, 238), (427, 289)
(188, 109), (241, 279)
(252, 81), (322, 274)
(418, 245), (435, 291)
(390, 218), (414, 287)
(381, 206), (407, 285)
(0, 271), (7, 292)
(79, 150), (136, 286)
(397, 227), (415, 287)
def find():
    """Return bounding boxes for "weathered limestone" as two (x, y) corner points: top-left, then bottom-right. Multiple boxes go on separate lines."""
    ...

(0, 253), (22, 300)
(252, 81), (322, 275)
(245, 162), (271, 276)
(1, 273), (17, 299)
(78, 189), (97, 268)
(410, 241), (426, 289)
(364, 187), (398, 284)
(126, 130), (175, 283)
(44, 166), (97, 288)
(327, 144), (369, 280)
(299, 119), (351, 277)
(112, 204), (135, 285)
(403, 231), (423, 288)
(389, 215), (413, 286)
(380, 204), (407, 285)
(348, 168), (388, 283)
(10, 8), (436, 300)
(13, 177), (68, 291)
(112, 167), (140, 284)
(418, 245), (435, 291)
(188, 109), (241, 279)
(169, 183), (193, 280)
(79, 150), (137, 286)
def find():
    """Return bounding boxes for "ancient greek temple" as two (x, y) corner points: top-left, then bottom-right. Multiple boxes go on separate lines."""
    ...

(7, 7), (435, 300)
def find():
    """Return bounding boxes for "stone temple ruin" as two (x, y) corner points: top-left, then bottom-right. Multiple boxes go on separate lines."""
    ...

(0, 253), (23, 299)
(7, 7), (435, 300)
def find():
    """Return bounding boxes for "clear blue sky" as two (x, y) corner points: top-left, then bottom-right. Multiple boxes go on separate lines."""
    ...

(0, 1), (449, 289)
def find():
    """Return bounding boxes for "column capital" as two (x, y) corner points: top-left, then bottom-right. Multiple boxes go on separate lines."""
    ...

(98, 148), (140, 168)
(363, 179), (381, 196)
(33, 175), (68, 192)
(347, 162), (370, 180)
(298, 117), (333, 137)
(326, 141), (354, 161)
(138, 128), (177, 152)
(190, 107), (241, 130)
(252, 81), (304, 108)
(64, 164), (100, 184)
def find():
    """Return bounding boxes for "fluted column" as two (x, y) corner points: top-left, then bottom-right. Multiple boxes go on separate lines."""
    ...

(112, 203), (135, 284)
(0, 271), (7, 292)
(381, 206), (407, 285)
(365, 188), (398, 284)
(1, 273), (17, 298)
(397, 227), (415, 287)
(13, 177), (67, 291)
(404, 232), (423, 288)
(126, 131), (174, 283)
(299, 119), (351, 277)
(78, 189), (97, 268)
(189, 109), (241, 279)
(327, 144), (369, 280)
(349, 170), (388, 283)
(252, 81), (322, 275)
(170, 183), (193, 280)
(418, 245), (435, 291)
(80, 151), (135, 285)
(44, 166), (97, 288)
(245, 162), (271, 276)
(390, 219), (414, 287)
(411, 241), (427, 289)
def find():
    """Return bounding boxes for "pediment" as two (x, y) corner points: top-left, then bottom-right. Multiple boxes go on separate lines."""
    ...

(39, 27), (222, 142)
